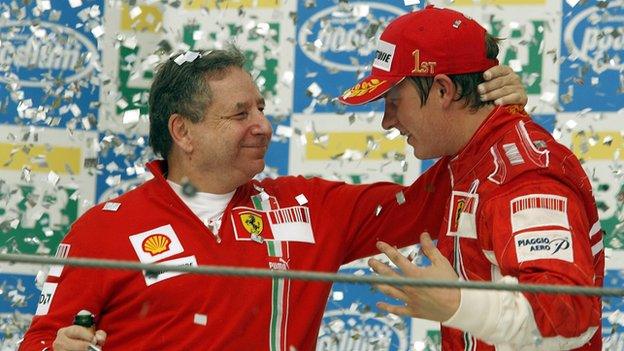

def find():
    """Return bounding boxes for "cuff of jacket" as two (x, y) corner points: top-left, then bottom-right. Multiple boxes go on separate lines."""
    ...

(441, 286), (500, 338)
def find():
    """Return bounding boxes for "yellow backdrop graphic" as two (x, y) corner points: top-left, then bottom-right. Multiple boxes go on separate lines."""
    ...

(305, 132), (407, 160)
(571, 131), (623, 161)
(184, 0), (282, 10)
(0, 143), (82, 174)
(121, 4), (163, 32)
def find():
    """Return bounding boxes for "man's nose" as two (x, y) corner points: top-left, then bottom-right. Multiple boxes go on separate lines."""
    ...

(251, 110), (273, 136)
(381, 109), (396, 130)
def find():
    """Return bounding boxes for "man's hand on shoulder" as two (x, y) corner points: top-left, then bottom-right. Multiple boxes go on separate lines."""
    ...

(479, 65), (528, 106)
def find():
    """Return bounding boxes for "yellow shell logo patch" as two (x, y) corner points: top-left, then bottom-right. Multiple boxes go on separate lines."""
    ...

(142, 234), (171, 256)
(241, 212), (263, 235)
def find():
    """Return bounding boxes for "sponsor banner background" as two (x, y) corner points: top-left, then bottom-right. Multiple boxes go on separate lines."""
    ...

(558, 1), (623, 112)
(604, 251), (624, 347)
(0, 0), (622, 349)
(0, 0), (102, 130)
(440, 0), (562, 115)
(556, 111), (624, 250)
(293, 0), (407, 114)
(289, 113), (421, 185)
(0, 271), (40, 346)
(99, 0), (296, 135)
(94, 131), (153, 203)
(0, 125), (97, 256)
(321, 265), (414, 351)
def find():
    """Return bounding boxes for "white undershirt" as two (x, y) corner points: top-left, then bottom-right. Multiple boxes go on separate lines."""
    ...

(167, 180), (234, 235)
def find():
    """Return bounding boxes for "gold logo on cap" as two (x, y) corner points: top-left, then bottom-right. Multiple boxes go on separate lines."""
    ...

(412, 50), (437, 75)
(342, 79), (387, 99)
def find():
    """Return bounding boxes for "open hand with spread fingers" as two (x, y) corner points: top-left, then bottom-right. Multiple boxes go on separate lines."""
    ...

(368, 232), (461, 322)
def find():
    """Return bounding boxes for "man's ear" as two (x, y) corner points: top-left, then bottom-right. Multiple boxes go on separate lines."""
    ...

(432, 74), (456, 109)
(168, 114), (194, 153)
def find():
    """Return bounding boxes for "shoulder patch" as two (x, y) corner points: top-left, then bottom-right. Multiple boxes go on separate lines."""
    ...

(510, 194), (569, 233)
(48, 243), (71, 278)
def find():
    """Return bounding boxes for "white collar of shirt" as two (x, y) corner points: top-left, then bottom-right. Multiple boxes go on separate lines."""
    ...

(166, 180), (234, 222)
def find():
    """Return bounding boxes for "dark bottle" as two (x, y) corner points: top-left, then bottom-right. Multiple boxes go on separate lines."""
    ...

(73, 310), (95, 329)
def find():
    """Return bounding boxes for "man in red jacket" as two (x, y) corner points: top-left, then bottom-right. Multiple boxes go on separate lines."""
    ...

(339, 6), (604, 350)
(20, 43), (527, 350)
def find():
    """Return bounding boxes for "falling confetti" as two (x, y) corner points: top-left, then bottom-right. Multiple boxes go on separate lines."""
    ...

(102, 202), (121, 212)
(395, 191), (406, 205)
(181, 178), (197, 197)
(295, 194), (308, 206)
(193, 313), (208, 326)
(374, 205), (382, 216)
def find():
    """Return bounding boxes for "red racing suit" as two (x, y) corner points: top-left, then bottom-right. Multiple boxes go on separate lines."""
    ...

(19, 159), (451, 350)
(19, 105), (603, 350)
(433, 105), (604, 350)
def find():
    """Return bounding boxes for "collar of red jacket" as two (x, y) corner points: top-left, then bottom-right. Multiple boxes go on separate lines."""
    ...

(146, 159), (168, 180)
(447, 105), (532, 184)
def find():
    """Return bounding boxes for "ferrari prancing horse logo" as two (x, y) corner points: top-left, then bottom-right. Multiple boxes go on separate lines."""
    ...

(241, 212), (263, 235)
(455, 199), (466, 224)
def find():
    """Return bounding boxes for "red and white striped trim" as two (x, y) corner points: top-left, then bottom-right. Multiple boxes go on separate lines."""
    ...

(511, 194), (567, 214)
(589, 221), (601, 239)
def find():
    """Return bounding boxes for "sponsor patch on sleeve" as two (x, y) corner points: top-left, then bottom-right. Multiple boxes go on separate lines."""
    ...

(35, 282), (58, 316)
(514, 230), (573, 263)
(510, 194), (569, 233)
(48, 243), (71, 278)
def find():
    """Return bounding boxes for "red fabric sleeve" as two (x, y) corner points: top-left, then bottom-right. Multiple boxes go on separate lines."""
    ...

(19, 218), (109, 351)
(483, 178), (600, 339)
(305, 159), (451, 262)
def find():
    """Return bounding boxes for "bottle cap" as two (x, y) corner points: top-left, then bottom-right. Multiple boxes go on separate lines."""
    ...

(73, 310), (95, 328)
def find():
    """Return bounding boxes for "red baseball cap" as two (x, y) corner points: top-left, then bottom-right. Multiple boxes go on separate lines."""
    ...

(339, 5), (499, 106)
